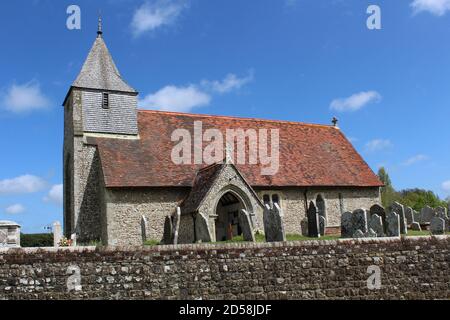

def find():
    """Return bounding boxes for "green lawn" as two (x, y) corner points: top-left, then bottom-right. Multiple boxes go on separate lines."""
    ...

(144, 230), (449, 246)
(407, 230), (450, 236)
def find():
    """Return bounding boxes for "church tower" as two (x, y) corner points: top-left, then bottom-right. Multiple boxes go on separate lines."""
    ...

(63, 19), (138, 242)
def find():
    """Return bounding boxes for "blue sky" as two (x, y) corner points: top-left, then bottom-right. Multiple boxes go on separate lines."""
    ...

(0, 0), (450, 233)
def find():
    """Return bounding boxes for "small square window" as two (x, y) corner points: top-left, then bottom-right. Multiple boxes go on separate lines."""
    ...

(102, 93), (109, 109)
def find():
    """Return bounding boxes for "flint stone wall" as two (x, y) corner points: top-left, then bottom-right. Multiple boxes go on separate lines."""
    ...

(0, 236), (448, 300)
(256, 187), (381, 235)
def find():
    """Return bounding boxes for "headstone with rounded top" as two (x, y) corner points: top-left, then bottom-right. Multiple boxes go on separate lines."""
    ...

(430, 217), (445, 235)
(369, 214), (384, 237)
(352, 209), (368, 234)
(341, 211), (354, 238)
(386, 211), (400, 237)
(420, 206), (435, 224)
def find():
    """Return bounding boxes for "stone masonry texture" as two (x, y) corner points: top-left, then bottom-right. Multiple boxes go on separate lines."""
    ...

(0, 236), (448, 300)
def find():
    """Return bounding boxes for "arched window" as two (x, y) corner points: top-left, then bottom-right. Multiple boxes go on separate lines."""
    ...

(272, 194), (279, 206)
(262, 193), (281, 208)
(263, 194), (271, 206)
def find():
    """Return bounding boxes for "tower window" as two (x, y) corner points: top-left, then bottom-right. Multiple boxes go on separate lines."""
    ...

(102, 93), (109, 109)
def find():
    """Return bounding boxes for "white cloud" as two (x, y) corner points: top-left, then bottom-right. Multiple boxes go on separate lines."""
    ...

(139, 85), (211, 112)
(365, 139), (393, 153)
(201, 72), (254, 94)
(43, 184), (63, 206)
(411, 0), (450, 16)
(139, 72), (253, 112)
(402, 154), (429, 166)
(1, 81), (51, 113)
(330, 91), (381, 112)
(131, 0), (188, 37)
(5, 204), (25, 215)
(0, 175), (47, 195)
(442, 180), (450, 193)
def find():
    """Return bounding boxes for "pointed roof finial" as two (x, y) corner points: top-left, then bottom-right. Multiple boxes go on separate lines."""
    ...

(97, 11), (103, 37)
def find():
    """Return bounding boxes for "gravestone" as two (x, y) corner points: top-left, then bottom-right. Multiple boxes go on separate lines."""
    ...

(430, 217), (445, 235)
(341, 211), (354, 238)
(410, 222), (421, 231)
(435, 206), (448, 219)
(420, 206), (435, 224)
(369, 214), (384, 237)
(70, 233), (77, 246)
(404, 207), (415, 226)
(413, 210), (420, 223)
(319, 215), (326, 236)
(352, 209), (368, 234)
(307, 201), (320, 238)
(367, 229), (378, 238)
(0, 221), (21, 248)
(141, 215), (149, 243)
(263, 203), (286, 242)
(391, 202), (407, 235)
(195, 212), (212, 243)
(386, 211), (400, 237)
(163, 216), (173, 245)
(435, 207), (449, 231)
(238, 209), (255, 242)
(370, 204), (386, 231)
(53, 221), (62, 247)
(173, 207), (181, 245)
(353, 229), (365, 238)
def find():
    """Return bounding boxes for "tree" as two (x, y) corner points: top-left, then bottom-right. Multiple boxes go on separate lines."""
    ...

(397, 189), (447, 211)
(377, 167), (398, 207)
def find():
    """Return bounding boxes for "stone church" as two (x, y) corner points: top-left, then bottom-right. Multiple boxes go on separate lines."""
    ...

(63, 24), (383, 246)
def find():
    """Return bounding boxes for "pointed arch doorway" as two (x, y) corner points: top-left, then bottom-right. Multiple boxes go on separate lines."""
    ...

(215, 191), (246, 242)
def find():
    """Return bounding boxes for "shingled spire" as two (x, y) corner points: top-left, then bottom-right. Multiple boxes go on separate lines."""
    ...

(71, 34), (136, 93)
(63, 19), (139, 136)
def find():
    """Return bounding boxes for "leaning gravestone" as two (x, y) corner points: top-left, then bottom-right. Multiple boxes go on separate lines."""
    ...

(369, 214), (384, 237)
(404, 207), (415, 226)
(386, 211), (400, 237)
(238, 209), (255, 242)
(319, 215), (326, 236)
(391, 202), (407, 235)
(420, 206), (435, 224)
(352, 209), (368, 234)
(411, 222), (421, 231)
(307, 201), (320, 238)
(430, 217), (445, 235)
(341, 211), (354, 238)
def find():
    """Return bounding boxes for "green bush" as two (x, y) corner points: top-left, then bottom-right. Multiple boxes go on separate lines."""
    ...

(20, 233), (53, 247)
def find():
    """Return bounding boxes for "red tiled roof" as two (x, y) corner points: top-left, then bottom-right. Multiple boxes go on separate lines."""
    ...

(96, 110), (383, 188)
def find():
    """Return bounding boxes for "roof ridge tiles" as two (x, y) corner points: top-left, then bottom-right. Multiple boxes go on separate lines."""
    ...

(137, 109), (336, 129)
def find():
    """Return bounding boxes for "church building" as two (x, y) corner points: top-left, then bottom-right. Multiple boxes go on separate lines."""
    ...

(63, 23), (383, 246)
